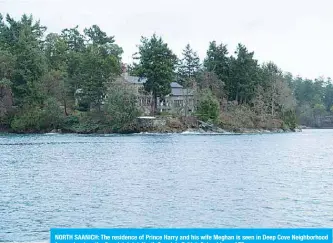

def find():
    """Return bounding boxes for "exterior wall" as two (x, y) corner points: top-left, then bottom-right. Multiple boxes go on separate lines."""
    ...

(159, 95), (195, 115)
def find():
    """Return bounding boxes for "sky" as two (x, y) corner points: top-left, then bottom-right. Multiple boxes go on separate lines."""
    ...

(1, 0), (333, 79)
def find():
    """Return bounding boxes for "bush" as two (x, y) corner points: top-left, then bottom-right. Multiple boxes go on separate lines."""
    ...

(40, 98), (65, 129)
(10, 98), (64, 133)
(220, 104), (255, 130)
(11, 105), (43, 132)
(196, 89), (220, 123)
(104, 84), (141, 132)
(282, 110), (297, 130)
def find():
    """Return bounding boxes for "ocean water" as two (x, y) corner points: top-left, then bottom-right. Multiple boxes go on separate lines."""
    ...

(1, 129), (333, 242)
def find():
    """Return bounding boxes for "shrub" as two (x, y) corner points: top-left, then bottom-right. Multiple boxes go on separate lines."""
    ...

(104, 84), (141, 132)
(196, 89), (220, 123)
(11, 106), (43, 132)
(10, 98), (64, 133)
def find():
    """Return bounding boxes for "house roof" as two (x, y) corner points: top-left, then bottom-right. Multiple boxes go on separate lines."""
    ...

(171, 87), (194, 96)
(170, 82), (183, 88)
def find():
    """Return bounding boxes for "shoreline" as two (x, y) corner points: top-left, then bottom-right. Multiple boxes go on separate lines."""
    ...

(0, 127), (302, 135)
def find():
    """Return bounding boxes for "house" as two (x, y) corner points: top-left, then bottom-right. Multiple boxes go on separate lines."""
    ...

(157, 82), (196, 115)
(75, 64), (196, 115)
(115, 69), (152, 114)
(117, 65), (196, 115)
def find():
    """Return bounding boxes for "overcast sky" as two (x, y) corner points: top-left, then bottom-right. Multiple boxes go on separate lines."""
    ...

(1, 0), (333, 79)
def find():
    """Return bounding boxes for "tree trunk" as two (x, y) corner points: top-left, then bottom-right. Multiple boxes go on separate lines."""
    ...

(63, 98), (68, 116)
(151, 92), (157, 115)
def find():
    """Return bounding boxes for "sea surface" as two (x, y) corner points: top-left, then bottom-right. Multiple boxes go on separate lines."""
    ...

(1, 129), (333, 242)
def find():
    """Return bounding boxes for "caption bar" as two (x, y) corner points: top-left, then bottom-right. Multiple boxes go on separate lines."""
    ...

(51, 228), (332, 243)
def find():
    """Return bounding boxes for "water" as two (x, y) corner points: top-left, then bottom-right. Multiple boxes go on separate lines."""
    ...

(1, 130), (333, 242)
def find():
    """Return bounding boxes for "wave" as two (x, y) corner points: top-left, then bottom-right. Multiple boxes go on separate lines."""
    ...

(181, 130), (236, 135)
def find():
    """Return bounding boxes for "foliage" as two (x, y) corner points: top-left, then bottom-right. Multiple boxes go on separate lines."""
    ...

(196, 71), (225, 100)
(177, 44), (200, 87)
(134, 34), (177, 113)
(103, 84), (141, 132)
(1, 12), (333, 132)
(196, 89), (220, 123)
(10, 98), (64, 132)
(0, 78), (13, 119)
(204, 41), (229, 83)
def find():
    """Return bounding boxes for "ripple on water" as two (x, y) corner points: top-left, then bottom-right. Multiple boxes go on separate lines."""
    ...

(0, 129), (333, 241)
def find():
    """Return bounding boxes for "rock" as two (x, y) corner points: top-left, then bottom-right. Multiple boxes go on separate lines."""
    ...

(198, 128), (205, 133)
(212, 127), (226, 133)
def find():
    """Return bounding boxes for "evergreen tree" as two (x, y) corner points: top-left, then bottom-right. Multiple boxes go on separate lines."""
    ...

(229, 43), (259, 103)
(203, 41), (230, 95)
(1, 14), (47, 105)
(134, 34), (177, 113)
(177, 44), (200, 87)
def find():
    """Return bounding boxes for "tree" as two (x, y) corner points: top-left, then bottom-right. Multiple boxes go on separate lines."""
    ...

(1, 14), (47, 105)
(0, 78), (13, 120)
(203, 41), (230, 96)
(61, 26), (85, 52)
(251, 85), (268, 117)
(196, 89), (220, 123)
(43, 33), (68, 71)
(324, 82), (333, 111)
(196, 71), (225, 101)
(40, 70), (71, 115)
(134, 34), (177, 114)
(177, 44), (200, 87)
(313, 103), (326, 127)
(229, 44), (260, 103)
(84, 25), (114, 46)
(78, 44), (121, 111)
(104, 83), (141, 132)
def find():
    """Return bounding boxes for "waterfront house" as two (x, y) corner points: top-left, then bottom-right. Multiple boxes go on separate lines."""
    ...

(114, 70), (153, 115)
(157, 82), (195, 115)
(75, 65), (196, 115)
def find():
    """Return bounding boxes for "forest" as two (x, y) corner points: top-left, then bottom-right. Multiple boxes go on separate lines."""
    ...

(0, 14), (332, 133)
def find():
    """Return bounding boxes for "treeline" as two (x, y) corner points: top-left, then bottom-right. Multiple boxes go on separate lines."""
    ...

(0, 14), (138, 133)
(0, 14), (332, 133)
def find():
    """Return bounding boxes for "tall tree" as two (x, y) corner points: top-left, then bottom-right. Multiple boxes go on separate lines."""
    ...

(0, 50), (15, 119)
(203, 41), (230, 95)
(44, 33), (68, 71)
(229, 43), (259, 103)
(61, 26), (85, 52)
(324, 82), (333, 111)
(177, 44), (200, 87)
(79, 45), (121, 111)
(2, 14), (47, 105)
(134, 34), (177, 114)
(84, 25), (114, 46)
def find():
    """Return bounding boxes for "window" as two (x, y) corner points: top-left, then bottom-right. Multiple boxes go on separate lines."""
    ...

(174, 100), (183, 107)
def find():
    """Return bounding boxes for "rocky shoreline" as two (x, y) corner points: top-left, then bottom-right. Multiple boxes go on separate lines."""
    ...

(122, 117), (302, 134)
(0, 117), (302, 135)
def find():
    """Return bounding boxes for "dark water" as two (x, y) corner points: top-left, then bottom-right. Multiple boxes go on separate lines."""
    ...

(1, 130), (333, 242)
